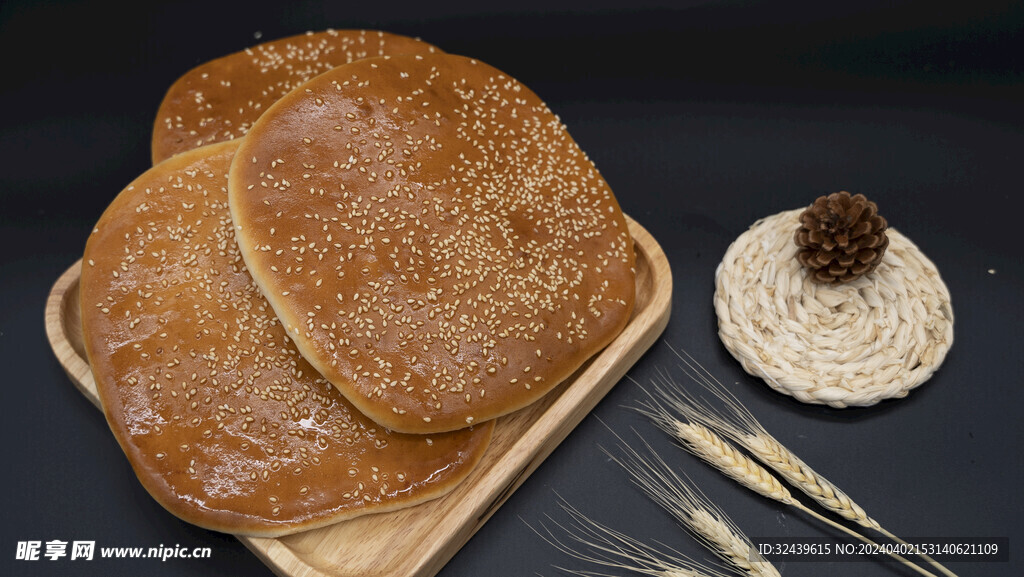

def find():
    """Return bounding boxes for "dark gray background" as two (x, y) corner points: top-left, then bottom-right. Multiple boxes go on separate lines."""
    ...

(1, 1), (1021, 575)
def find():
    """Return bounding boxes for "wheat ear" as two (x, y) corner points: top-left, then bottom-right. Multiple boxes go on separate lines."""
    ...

(750, 434), (961, 577)
(668, 420), (938, 577)
(603, 435), (780, 577)
(637, 361), (878, 530)
(640, 346), (959, 577)
(673, 423), (793, 504)
(527, 497), (732, 577)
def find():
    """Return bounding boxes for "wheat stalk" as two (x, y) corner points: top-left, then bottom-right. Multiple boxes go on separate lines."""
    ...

(603, 434), (780, 577)
(527, 497), (733, 577)
(669, 419), (938, 577)
(636, 346), (958, 577)
(636, 362), (877, 530)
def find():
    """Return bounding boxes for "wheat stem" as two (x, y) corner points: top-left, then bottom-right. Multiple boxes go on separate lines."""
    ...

(670, 419), (938, 577)
(877, 528), (959, 577)
(795, 502), (941, 576)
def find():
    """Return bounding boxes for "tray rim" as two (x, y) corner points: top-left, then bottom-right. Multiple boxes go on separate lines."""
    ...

(45, 215), (672, 577)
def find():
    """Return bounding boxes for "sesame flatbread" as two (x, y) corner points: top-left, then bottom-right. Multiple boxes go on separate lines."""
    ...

(151, 29), (439, 163)
(228, 53), (636, 434)
(80, 139), (493, 537)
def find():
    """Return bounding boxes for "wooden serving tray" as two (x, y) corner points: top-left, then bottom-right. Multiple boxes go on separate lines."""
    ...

(45, 216), (671, 577)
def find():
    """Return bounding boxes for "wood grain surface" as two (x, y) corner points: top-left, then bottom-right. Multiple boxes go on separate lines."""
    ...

(45, 216), (672, 577)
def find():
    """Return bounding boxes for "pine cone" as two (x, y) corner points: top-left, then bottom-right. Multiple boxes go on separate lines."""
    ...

(794, 191), (889, 283)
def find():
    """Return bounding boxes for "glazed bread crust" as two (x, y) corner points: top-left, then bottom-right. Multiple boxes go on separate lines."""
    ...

(80, 140), (493, 537)
(152, 30), (439, 164)
(229, 53), (636, 434)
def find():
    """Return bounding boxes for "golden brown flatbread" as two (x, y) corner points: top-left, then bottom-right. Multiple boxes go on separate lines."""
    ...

(151, 29), (439, 164)
(80, 140), (493, 537)
(228, 53), (636, 434)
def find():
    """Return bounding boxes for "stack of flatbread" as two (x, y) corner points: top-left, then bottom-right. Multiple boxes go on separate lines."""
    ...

(79, 29), (636, 537)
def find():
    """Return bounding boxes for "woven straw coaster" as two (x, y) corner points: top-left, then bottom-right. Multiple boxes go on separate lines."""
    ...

(714, 208), (954, 408)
